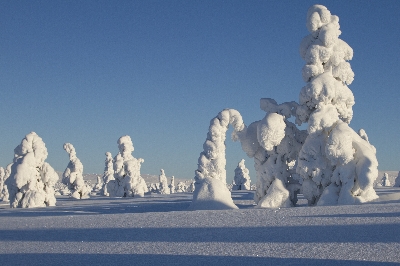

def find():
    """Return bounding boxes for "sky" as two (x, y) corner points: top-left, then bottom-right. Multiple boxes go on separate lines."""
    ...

(0, 0), (399, 181)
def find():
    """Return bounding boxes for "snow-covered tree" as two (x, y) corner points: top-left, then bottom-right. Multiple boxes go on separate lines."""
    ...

(232, 159), (251, 190)
(62, 143), (91, 199)
(159, 169), (170, 194)
(5, 132), (58, 208)
(0, 167), (4, 200)
(101, 152), (114, 196)
(187, 181), (195, 192)
(169, 176), (175, 194)
(381, 173), (391, 187)
(394, 171), (400, 187)
(295, 5), (378, 206)
(191, 5), (378, 208)
(92, 175), (103, 192)
(190, 109), (245, 210)
(176, 181), (187, 193)
(107, 135), (148, 197)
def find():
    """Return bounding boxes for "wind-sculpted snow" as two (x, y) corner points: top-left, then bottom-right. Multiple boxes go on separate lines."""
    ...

(63, 143), (91, 199)
(106, 135), (148, 197)
(5, 132), (58, 208)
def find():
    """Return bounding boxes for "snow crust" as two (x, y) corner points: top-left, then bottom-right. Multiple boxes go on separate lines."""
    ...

(5, 132), (58, 208)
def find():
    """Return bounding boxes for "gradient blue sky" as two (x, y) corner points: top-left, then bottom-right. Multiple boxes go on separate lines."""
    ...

(0, 0), (399, 181)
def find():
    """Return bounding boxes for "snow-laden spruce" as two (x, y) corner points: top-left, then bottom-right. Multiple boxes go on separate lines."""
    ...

(296, 5), (378, 205)
(176, 181), (187, 193)
(101, 152), (114, 196)
(158, 169), (170, 194)
(232, 159), (251, 190)
(106, 135), (147, 197)
(381, 173), (391, 187)
(62, 143), (91, 199)
(190, 109), (245, 210)
(0, 167), (5, 200)
(169, 176), (175, 194)
(5, 132), (58, 208)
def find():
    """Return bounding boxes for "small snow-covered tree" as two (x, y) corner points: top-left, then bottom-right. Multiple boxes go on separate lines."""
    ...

(0, 167), (4, 200)
(381, 173), (391, 187)
(107, 135), (148, 197)
(176, 181), (187, 193)
(394, 171), (400, 187)
(169, 176), (175, 194)
(159, 169), (170, 194)
(93, 175), (103, 192)
(190, 109), (245, 210)
(101, 152), (114, 196)
(5, 132), (58, 208)
(63, 143), (91, 199)
(232, 159), (251, 190)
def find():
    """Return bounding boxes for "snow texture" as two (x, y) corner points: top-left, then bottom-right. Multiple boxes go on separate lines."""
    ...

(5, 132), (58, 208)
(0, 188), (400, 265)
(232, 159), (251, 190)
(106, 135), (148, 197)
(192, 109), (245, 210)
(62, 143), (91, 199)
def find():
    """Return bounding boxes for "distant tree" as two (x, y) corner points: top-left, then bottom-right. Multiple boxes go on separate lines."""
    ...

(394, 172), (400, 187)
(381, 173), (391, 187)
(107, 135), (148, 197)
(232, 159), (251, 190)
(169, 176), (175, 194)
(5, 132), (58, 208)
(101, 152), (114, 196)
(159, 169), (170, 194)
(63, 143), (91, 199)
(176, 181), (187, 193)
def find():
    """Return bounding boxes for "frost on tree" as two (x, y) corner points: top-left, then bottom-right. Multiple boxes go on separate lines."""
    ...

(93, 175), (103, 193)
(101, 152), (114, 196)
(381, 173), (391, 187)
(169, 176), (175, 194)
(158, 169), (170, 194)
(232, 159), (251, 190)
(189, 109), (244, 210)
(62, 143), (91, 199)
(106, 135), (148, 197)
(5, 132), (58, 208)
(296, 5), (378, 205)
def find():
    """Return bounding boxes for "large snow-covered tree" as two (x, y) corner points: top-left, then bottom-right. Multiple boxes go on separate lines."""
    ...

(295, 5), (378, 206)
(106, 135), (148, 197)
(232, 159), (251, 190)
(5, 132), (59, 208)
(63, 143), (91, 199)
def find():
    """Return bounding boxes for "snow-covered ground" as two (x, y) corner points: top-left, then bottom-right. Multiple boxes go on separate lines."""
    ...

(0, 188), (399, 265)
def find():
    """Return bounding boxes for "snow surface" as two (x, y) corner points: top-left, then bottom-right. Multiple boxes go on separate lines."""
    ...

(0, 188), (399, 265)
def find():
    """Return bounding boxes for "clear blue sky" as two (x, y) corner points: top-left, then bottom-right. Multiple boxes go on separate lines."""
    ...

(0, 0), (399, 181)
